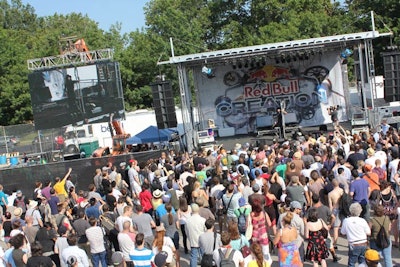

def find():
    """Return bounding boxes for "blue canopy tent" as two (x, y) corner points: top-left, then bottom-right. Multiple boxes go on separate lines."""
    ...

(126, 125), (177, 145)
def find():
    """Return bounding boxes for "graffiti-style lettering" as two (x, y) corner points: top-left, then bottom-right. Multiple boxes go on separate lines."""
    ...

(217, 92), (319, 117)
(244, 80), (299, 98)
(231, 101), (246, 115)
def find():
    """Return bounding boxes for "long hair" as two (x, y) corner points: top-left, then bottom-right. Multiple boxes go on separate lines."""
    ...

(251, 242), (264, 267)
(179, 196), (188, 212)
(228, 221), (240, 240)
(165, 202), (173, 225)
(251, 196), (263, 216)
(153, 230), (165, 252)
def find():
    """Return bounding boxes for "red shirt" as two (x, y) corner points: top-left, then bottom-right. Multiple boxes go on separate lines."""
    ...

(139, 190), (153, 212)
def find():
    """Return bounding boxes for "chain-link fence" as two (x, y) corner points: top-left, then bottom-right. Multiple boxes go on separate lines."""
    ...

(0, 124), (67, 165)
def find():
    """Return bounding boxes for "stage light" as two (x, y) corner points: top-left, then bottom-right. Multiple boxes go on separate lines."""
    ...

(202, 66), (215, 78)
(238, 61), (243, 69)
(232, 61), (237, 69)
(261, 57), (266, 66)
(340, 48), (353, 59)
(244, 60), (249, 68)
(304, 52), (310, 60)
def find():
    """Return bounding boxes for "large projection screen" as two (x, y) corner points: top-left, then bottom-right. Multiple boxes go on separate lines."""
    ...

(28, 62), (125, 130)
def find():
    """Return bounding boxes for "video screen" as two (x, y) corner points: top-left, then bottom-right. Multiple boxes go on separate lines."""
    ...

(28, 62), (125, 130)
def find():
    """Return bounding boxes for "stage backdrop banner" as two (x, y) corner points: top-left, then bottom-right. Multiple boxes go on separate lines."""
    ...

(195, 51), (347, 135)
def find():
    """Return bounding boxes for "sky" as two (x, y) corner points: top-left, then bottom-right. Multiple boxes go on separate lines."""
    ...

(21, 0), (149, 34)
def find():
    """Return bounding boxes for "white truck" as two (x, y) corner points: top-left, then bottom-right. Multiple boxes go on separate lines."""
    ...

(63, 125), (100, 156)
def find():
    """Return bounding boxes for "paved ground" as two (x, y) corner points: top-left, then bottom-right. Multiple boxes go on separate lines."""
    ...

(178, 235), (400, 266)
(179, 121), (400, 266)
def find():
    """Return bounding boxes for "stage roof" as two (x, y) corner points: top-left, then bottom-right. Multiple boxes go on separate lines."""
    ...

(159, 31), (392, 66)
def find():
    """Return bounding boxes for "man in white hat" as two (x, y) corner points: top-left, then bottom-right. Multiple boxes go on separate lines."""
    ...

(25, 200), (43, 228)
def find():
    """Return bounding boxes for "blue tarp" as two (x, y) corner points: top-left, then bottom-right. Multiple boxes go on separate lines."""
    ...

(126, 125), (176, 144)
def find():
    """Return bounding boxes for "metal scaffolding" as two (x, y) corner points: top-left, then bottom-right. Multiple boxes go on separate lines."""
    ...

(160, 31), (392, 151)
(27, 49), (114, 70)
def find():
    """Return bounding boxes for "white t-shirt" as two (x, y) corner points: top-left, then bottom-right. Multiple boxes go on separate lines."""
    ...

(115, 215), (133, 232)
(341, 216), (371, 244)
(152, 236), (175, 263)
(397, 207), (400, 230)
(85, 226), (106, 254)
(118, 232), (135, 261)
(389, 159), (400, 183)
(213, 247), (244, 267)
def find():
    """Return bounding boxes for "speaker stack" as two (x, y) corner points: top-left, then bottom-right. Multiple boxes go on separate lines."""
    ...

(151, 81), (177, 129)
(382, 48), (400, 102)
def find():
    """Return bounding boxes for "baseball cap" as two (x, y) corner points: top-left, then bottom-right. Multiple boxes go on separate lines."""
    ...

(67, 256), (77, 266)
(111, 251), (124, 266)
(365, 249), (380, 262)
(261, 173), (270, 180)
(290, 201), (302, 210)
(239, 197), (246, 207)
(154, 251), (168, 267)
(252, 183), (260, 192)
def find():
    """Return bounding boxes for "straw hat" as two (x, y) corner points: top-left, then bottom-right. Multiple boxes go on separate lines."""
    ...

(13, 207), (23, 217)
(152, 189), (164, 199)
(28, 200), (38, 209)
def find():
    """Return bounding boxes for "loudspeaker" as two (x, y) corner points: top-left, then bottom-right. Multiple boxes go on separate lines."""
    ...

(319, 125), (328, 131)
(151, 81), (177, 129)
(382, 50), (400, 102)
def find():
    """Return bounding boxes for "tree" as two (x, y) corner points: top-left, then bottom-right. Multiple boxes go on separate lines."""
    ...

(345, 0), (400, 74)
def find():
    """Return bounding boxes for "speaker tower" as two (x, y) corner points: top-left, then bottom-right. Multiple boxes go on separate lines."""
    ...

(151, 81), (177, 129)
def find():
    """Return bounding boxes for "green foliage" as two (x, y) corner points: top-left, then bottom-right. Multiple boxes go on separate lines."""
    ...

(0, 0), (398, 125)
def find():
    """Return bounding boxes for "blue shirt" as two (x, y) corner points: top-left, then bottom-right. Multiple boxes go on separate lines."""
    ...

(350, 178), (370, 205)
(129, 247), (154, 267)
(0, 191), (8, 206)
(4, 247), (16, 267)
(48, 195), (60, 215)
(155, 204), (175, 219)
(85, 203), (101, 219)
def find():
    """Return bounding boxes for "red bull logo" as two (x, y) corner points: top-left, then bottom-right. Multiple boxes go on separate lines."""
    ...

(243, 79), (300, 99)
(249, 65), (291, 82)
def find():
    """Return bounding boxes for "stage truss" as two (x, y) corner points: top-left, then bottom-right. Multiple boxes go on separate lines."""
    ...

(27, 49), (114, 71)
(159, 30), (392, 152)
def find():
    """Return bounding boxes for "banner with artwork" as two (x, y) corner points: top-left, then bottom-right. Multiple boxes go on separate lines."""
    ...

(195, 51), (347, 135)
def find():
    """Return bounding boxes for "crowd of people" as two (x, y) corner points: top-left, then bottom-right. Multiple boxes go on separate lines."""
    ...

(0, 122), (398, 267)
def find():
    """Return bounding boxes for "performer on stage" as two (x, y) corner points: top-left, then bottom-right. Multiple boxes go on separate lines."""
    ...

(328, 105), (339, 127)
(274, 107), (287, 138)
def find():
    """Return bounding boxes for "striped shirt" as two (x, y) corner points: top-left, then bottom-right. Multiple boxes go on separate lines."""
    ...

(129, 247), (154, 267)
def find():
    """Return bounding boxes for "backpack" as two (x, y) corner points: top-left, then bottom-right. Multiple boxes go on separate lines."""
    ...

(151, 178), (162, 192)
(237, 208), (247, 235)
(372, 167), (385, 180)
(15, 197), (26, 213)
(218, 248), (235, 267)
(56, 214), (67, 229)
(339, 192), (352, 218)
(201, 232), (217, 267)
(99, 214), (115, 235)
(374, 217), (390, 249)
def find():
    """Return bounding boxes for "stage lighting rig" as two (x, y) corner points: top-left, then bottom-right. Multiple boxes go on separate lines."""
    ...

(202, 65), (215, 78)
